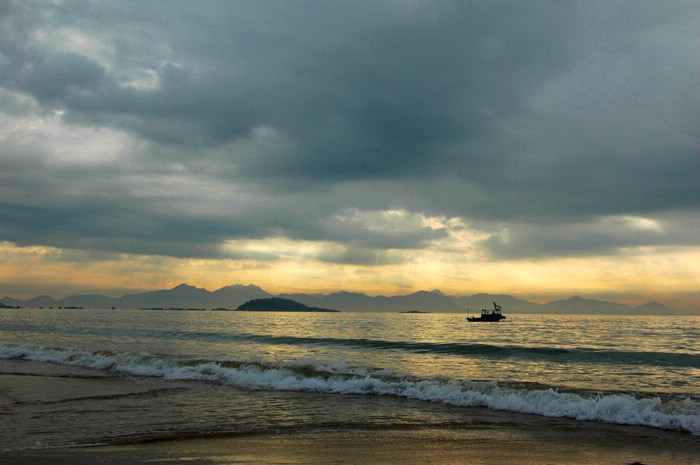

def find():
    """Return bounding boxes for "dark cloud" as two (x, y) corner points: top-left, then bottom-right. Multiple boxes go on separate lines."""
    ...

(318, 246), (405, 267)
(0, 0), (698, 260)
(16, 51), (106, 100)
(481, 217), (663, 259)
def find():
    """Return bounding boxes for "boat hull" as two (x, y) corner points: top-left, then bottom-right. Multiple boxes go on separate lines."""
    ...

(466, 315), (506, 322)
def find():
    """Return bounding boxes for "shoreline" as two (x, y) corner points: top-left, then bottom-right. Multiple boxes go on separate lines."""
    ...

(2, 346), (698, 465)
(2, 427), (699, 465)
(1, 359), (698, 457)
(1, 360), (698, 464)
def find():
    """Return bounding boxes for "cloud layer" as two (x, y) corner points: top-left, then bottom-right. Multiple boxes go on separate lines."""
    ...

(1, 0), (699, 269)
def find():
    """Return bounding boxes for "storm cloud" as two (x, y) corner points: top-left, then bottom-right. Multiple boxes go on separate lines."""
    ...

(1, 0), (698, 262)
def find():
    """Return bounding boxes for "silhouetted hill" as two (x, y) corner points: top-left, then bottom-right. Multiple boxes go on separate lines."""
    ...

(277, 290), (375, 312)
(3, 283), (271, 310)
(236, 298), (338, 312)
(391, 290), (458, 312)
(0, 297), (24, 307)
(544, 296), (629, 314)
(455, 293), (543, 313)
(633, 301), (675, 314)
(211, 284), (271, 308)
(120, 283), (211, 309)
(279, 289), (461, 312)
(62, 294), (119, 308)
(4, 283), (695, 314)
(113, 283), (270, 309)
(22, 295), (59, 307)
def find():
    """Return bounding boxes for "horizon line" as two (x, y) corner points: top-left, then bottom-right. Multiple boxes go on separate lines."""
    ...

(2, 281), (693, 311)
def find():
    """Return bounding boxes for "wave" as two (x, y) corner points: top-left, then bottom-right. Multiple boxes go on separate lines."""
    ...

(233, 333), (699, 368)
(1, 341), (698, 435)
(5, 322), (696, 368)
(117, 327), (699, 368)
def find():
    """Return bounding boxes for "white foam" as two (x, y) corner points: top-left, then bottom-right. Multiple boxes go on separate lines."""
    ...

(2, 341), (698, 435)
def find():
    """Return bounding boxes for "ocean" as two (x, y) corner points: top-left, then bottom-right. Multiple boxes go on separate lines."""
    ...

(0, 308), (698, 456)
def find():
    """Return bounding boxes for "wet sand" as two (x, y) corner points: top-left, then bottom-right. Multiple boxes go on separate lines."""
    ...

(1, 359), (697, 465)
(2, 427), (698, 465)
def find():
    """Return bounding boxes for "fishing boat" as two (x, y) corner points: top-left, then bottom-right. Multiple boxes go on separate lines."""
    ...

(467, 302), (506, 322)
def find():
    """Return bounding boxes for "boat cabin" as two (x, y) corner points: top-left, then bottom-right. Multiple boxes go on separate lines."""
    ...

(467, 302), (506, 322)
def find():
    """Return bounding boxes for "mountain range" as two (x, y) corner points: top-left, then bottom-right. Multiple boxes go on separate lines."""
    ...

(1, 283), (696, 315)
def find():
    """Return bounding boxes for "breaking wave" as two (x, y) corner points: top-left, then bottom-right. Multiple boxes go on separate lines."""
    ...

(1, 341), (698, 435)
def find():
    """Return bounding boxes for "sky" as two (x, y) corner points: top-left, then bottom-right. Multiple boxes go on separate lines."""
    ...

(1, 1), (699, 309)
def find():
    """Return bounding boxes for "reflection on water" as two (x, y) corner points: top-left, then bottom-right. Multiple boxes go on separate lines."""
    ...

(0, 309), (697, 394)
(1, 309), (699, 451)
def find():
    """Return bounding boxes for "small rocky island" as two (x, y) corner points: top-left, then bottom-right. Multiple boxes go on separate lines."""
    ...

(235, 297), (339, 312)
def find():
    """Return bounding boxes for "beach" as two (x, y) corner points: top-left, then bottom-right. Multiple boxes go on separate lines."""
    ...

(1, 360), (697, 465)
(1, 310), (697, 464)
(3, 424), (698, 465)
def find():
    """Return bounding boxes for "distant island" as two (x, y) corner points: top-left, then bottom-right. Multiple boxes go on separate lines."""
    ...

(2, 283), (697, 315)
(235, 297), (339, 312)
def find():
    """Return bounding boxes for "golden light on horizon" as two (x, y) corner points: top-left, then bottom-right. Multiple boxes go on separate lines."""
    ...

(1, 240), (699, 310)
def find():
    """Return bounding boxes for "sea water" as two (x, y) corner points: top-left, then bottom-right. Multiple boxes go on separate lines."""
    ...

(0, 308), (698, 451)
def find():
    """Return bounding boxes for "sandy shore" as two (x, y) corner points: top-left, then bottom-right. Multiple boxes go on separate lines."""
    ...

(2, 427), (698, 465)
(1, 359), (697, 465)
